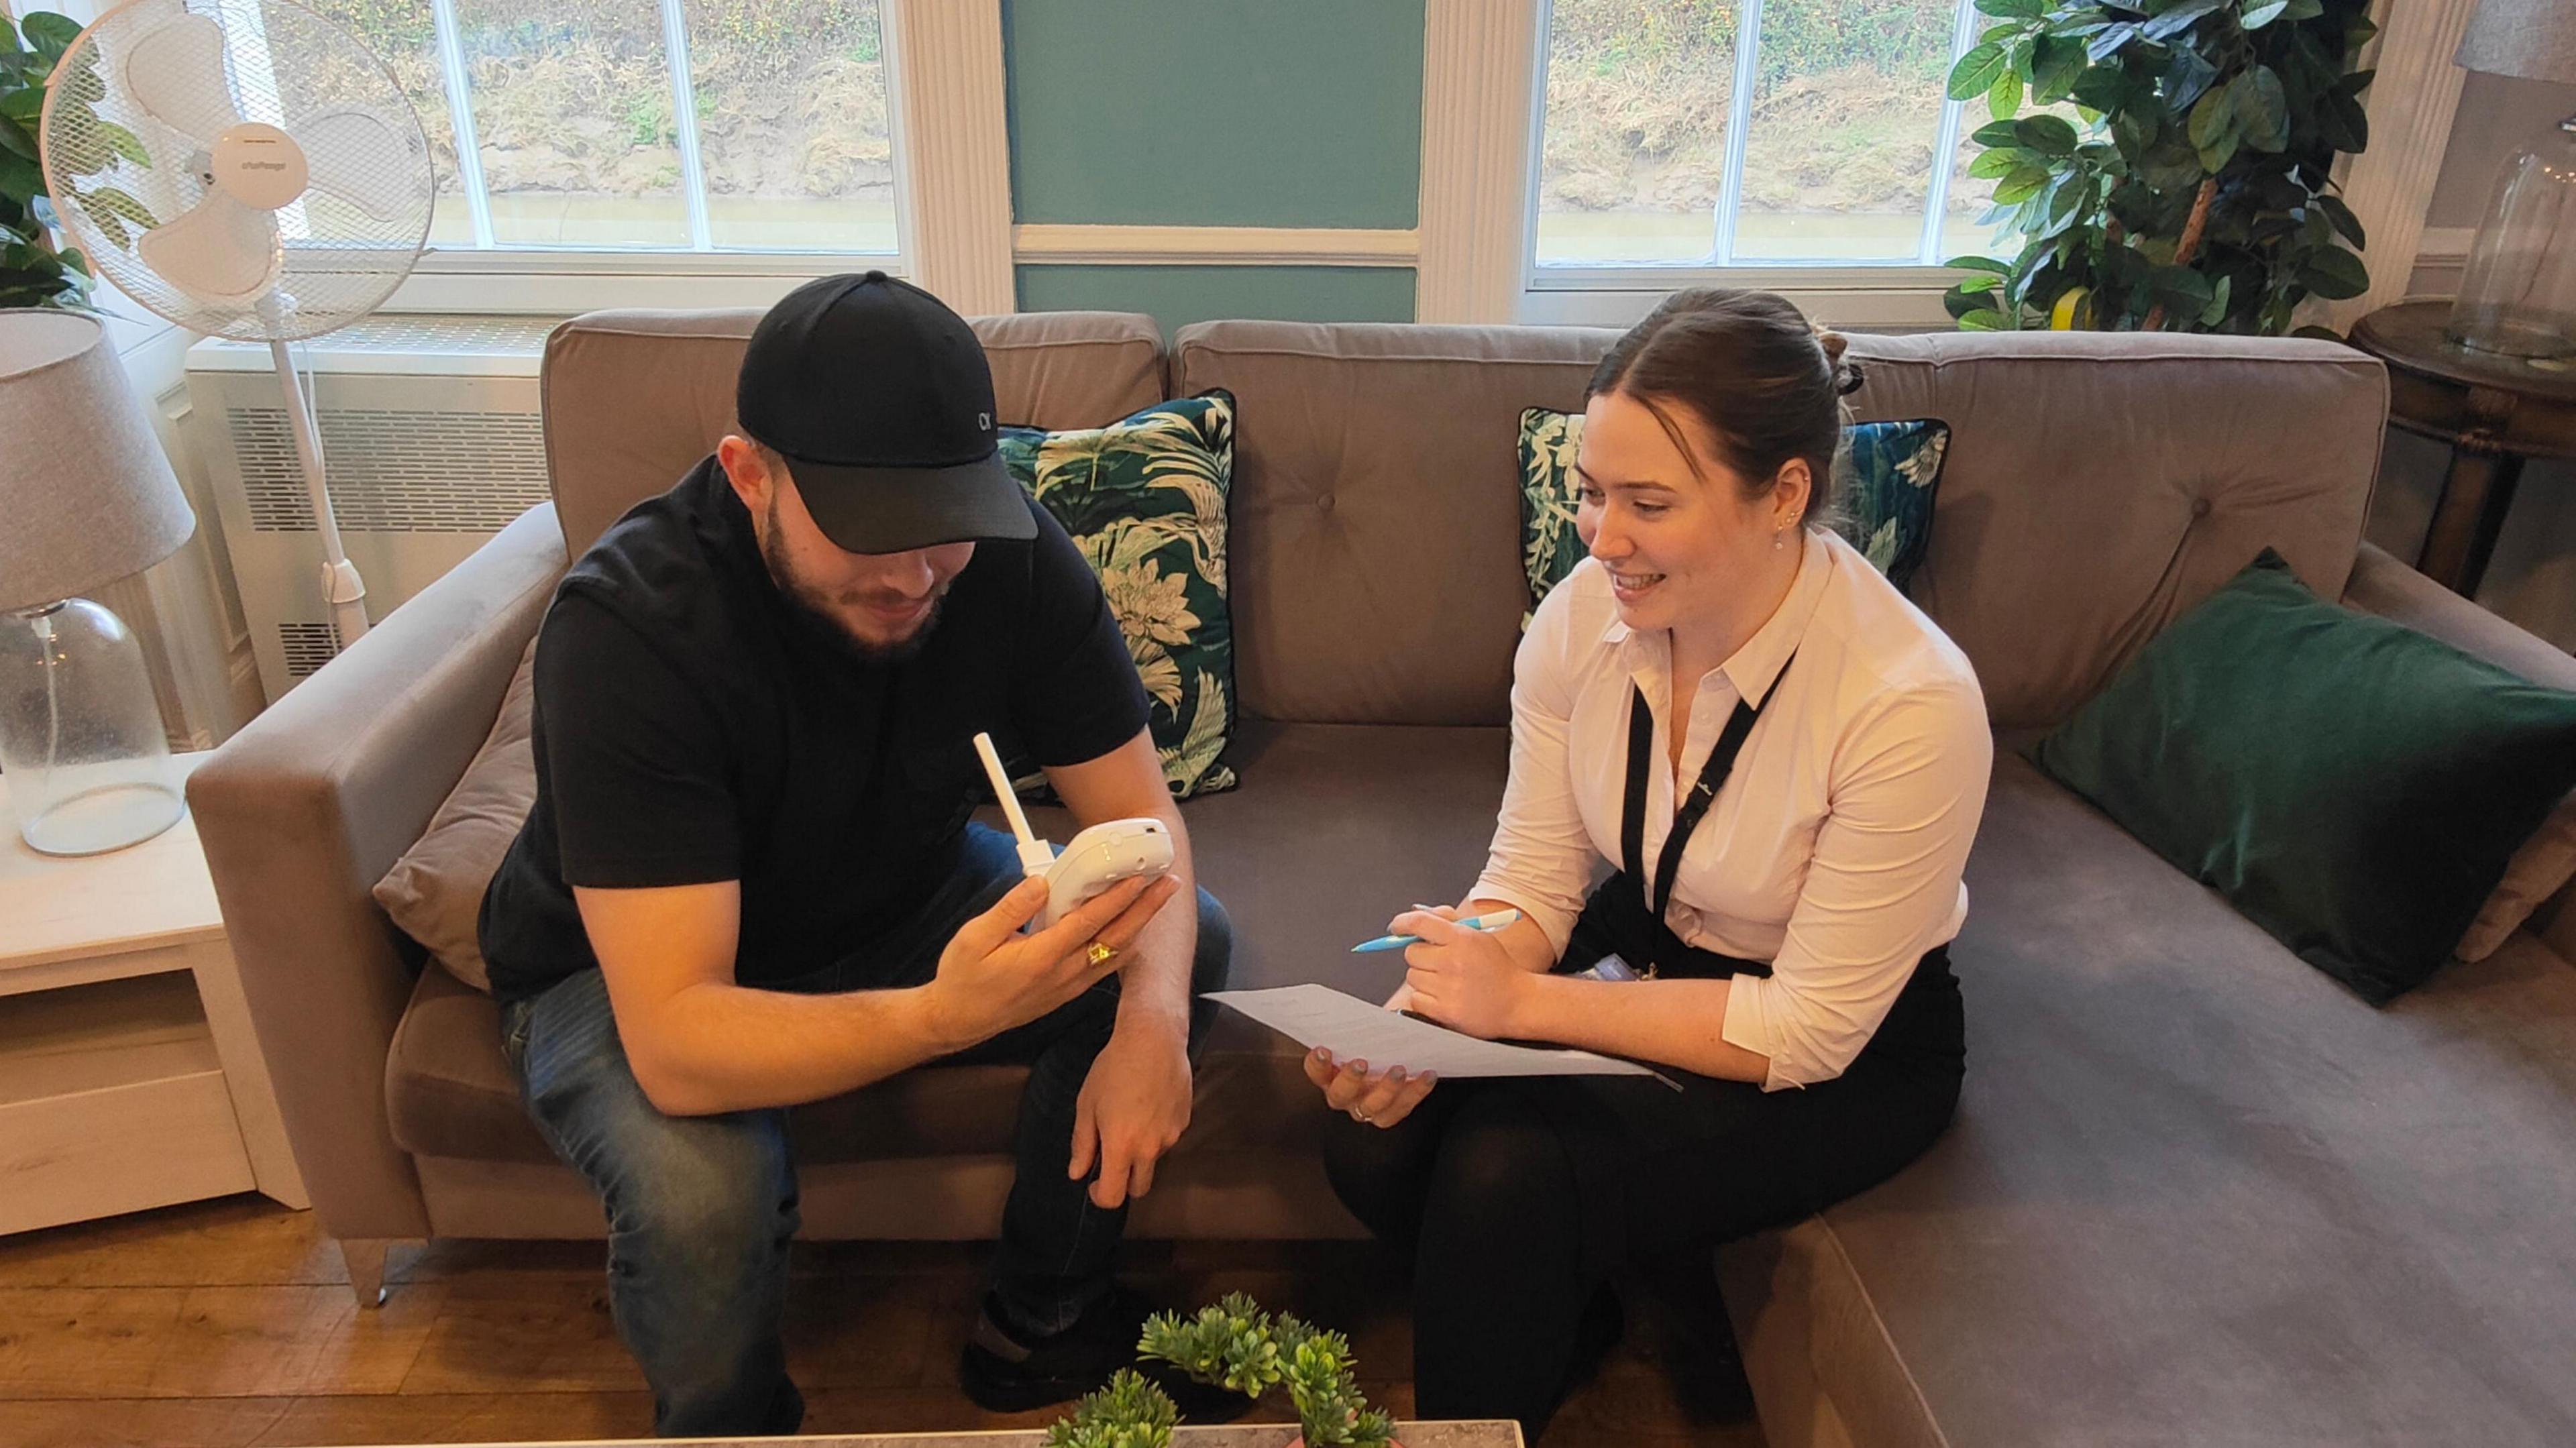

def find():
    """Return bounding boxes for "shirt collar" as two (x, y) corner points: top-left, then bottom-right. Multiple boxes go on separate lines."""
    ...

(1599, 528), (1834, 704)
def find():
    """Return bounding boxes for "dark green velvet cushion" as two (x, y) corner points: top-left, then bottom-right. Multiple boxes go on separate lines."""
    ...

(2029, 550), (2576, 1003)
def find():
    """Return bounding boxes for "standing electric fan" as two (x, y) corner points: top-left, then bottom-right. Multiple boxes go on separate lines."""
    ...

(39, 0), (435, 653)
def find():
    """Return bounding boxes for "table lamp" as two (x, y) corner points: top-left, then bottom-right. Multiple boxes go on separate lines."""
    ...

(2448, 0), (2576, 359)
(0, 310), (199, 855)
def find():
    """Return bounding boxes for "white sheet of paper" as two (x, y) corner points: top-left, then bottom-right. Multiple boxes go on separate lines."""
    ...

(1205, 984), (1673, 1085)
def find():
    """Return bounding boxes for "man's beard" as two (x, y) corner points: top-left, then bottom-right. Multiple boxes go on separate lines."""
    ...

(761, 508), (946, 667)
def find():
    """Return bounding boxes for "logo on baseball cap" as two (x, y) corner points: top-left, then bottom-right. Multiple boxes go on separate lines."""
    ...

(735, 271), (1037, 554)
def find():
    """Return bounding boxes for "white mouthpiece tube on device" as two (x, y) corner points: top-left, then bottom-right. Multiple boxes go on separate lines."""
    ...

(972, 732), (1058, 877)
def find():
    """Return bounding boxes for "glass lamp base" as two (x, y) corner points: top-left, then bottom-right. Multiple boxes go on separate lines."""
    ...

(1, 598), (184, 856)
(2448, 117), (2576, 361)
(17, 777), (184, 856)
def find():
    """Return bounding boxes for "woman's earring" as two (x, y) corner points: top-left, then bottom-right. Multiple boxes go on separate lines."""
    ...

(1773, 524), (1786, 551)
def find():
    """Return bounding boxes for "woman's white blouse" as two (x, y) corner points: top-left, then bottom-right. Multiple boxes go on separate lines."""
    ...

(1469, 528), (1992, 1091)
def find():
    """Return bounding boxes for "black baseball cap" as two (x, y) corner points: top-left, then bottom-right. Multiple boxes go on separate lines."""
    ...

(735, 271), (1036, 554)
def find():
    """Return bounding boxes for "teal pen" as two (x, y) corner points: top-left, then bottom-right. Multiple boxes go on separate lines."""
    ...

(1350, 909), (1522, 954)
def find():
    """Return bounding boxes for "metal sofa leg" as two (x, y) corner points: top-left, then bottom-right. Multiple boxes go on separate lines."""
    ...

(340, 1238), (397, 1308)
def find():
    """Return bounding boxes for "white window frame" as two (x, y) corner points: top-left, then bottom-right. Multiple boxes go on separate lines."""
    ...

(383, 0), (1014, 316)
(1425, 0), (1990, 328)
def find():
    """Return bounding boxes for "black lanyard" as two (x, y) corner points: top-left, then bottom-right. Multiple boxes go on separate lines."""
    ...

(1619, 652), (1797, 955)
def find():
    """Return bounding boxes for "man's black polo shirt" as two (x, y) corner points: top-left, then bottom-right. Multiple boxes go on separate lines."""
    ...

(477, 457), (1148, 1005)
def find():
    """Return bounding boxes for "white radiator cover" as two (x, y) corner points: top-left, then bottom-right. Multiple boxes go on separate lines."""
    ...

(186, 315), (561, 702)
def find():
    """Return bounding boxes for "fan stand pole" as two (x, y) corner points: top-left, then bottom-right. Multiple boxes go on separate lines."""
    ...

(269, 339), (370, 648)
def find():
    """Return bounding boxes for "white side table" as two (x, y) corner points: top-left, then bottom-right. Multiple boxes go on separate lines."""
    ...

(0, 752), (307, 1233)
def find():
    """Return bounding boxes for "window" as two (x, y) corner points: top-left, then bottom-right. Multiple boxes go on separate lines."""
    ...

(304, 0), (899, 260)
(1529, 0), (1998, 274)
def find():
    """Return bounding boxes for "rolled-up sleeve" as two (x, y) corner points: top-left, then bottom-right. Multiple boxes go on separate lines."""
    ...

(1468, 592), (1600, 961)
(1721, 679), (1991, 1090)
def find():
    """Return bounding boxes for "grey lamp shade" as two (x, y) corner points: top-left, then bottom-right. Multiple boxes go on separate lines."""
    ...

(2457, 0), (2576, 85)
(0, 310), (196, 614)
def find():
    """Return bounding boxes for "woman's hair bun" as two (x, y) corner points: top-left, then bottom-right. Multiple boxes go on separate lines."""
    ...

(1814, 327), (1864, 395)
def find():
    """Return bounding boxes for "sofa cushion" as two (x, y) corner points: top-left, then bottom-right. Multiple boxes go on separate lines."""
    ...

(386, 964), (1036, 1165)
(1516, 407), (1953, 612)
(1002, 392), (1240, 797)
(371, 640), (536, 993)
(386, 719), (1509, 1166)
(2029, 549), (2576, 1002)
(544, 309), (1169, 558)
(1721, 752), (2576, 1446)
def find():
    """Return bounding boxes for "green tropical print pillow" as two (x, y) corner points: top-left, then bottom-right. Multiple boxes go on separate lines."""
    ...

(1515, 408), (1951, 614)
(1000, 392), (1237, 798)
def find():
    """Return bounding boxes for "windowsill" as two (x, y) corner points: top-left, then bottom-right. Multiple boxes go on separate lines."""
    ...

(1517, 264), (1974, 330)
(383, 249), (913, 315)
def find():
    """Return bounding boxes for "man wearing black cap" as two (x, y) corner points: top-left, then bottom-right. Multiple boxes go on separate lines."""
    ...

(478, 273), (1230, 1436)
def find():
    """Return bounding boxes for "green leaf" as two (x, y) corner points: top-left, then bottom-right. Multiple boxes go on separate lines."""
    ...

(2150, 264), (2214, 307)
(2300, 245), (2369, 300)
(21, 11), (78, 60)
(2200, 273), (2233, 327)
(0, 85), (39, 122)
(83, 184), (156, 229)
(1994, 165), (2052, 205)
(0, 114), (32, 162)
(1946, 254), (2016, 274)
(2014, 115), (2081, 157)
(2235, 66), (2290, 152)
(2188, 85), (2237, 152)
(2070, 65), (2132, 114)
(0, 146), (44, 200)
(84, 203), (127, 253)
(2165, 47), (2221, 112)
(2282, 0), (2324, 18)
(1950, 42), (2011, 101)
(2033, 35), (2086, 103)
(2316, 193), (2365, 248)
(2143, 0), (2229, 41)
(2241, 0), (2290, 28)
(2086, 22), (2141, 62)
(1957, 307), (2007, 331)
(97, 120), (150, 170)
(1976, 0), (2048, 15)
(1989, 67), (2024, 119)
(1970, 147), (2031, 179)
(1944, 284), (1994, 320)
(1971, 119), (2024, 149)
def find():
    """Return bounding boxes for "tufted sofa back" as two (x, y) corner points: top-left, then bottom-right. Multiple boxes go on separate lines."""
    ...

(1173, 322), (2389, 730)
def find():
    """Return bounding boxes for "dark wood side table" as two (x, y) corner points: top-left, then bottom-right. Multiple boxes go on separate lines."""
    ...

(2348, 301), (2576, 598)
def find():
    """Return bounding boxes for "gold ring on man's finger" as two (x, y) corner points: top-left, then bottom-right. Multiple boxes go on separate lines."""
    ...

(1085, 942), (1119, 968)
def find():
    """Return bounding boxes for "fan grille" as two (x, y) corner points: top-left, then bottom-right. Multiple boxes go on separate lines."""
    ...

(40, 0), (434, 343)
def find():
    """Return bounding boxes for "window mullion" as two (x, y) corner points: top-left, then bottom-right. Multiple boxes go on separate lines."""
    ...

(1710, 0), (1764, 267)
(428, 0), (494, 249)
(1917, 0), (1986, 266)
(659, 0), (714, 252)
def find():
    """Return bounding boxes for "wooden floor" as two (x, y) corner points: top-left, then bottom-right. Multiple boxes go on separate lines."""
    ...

(0, 1196), (1764, 1447)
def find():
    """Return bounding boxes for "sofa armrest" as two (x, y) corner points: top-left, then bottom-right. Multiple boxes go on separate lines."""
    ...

(2341, 542), (2576, 964)
(2341, 542), (2576, 690)
(189, 505), (568, 1241)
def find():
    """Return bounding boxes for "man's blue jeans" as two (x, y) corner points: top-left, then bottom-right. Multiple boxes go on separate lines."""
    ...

(499, 825), (1232, 1437)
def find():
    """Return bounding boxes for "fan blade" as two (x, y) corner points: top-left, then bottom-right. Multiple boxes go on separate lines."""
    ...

(291, 107), (412, 222)
(138, 191), (280, 303)
(123, 13), (243, 148)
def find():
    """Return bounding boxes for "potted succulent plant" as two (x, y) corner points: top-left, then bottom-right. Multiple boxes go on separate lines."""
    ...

(1046, 1370), (1181, 1448)
(1136, 1293), (1398, 1448)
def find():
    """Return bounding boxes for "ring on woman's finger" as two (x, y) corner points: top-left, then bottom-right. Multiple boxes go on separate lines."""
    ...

(1348, 1107), (1371, 1124)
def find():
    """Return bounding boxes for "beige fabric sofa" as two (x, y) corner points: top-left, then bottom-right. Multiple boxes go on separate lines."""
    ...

(190, 314), (2576, 1444)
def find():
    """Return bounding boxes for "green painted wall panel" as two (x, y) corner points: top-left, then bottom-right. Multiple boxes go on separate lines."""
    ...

(1015, 265), (1417, 335)
(1004, 0), (1425, 228)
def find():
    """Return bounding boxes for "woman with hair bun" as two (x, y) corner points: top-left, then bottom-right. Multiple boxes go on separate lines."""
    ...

(1307, 288), (1991, 1437)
